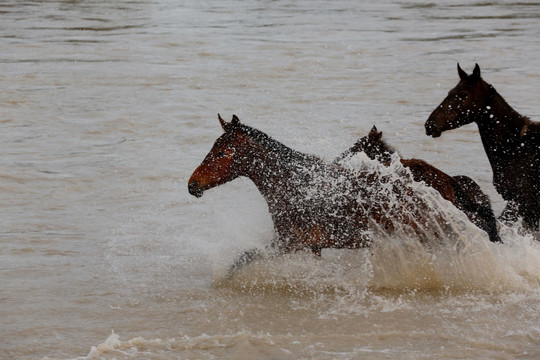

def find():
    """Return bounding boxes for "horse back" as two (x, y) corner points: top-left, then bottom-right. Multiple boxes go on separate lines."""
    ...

(400, 158), (456, 204)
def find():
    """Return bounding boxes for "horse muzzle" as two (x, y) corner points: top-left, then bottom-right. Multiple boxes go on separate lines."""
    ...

(425, 120), (442, 138)
(188, 180), (204, 198)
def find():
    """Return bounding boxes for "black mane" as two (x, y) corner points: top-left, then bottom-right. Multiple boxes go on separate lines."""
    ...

(236, 122), (323, 165)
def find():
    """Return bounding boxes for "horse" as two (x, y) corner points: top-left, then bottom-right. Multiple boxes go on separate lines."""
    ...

(335, 126), (501, 243)
(425, 64), (540, 231)
(189, 114), (459, 259)
(335, 126), (456, 204)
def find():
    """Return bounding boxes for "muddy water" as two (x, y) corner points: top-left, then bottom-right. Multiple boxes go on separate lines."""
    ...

(2, 1), (540, 359)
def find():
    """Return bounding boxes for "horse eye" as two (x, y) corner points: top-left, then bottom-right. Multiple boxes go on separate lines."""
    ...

(216, 151), (225, 158)
(457, 93), (468, 100)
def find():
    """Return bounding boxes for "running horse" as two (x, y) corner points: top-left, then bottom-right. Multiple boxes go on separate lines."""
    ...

(189, 114), (456, 257)
(425, 64), (540, 231)
(335, 126), (501, 242)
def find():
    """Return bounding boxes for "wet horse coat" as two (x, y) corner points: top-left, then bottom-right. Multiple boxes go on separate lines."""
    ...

(336, 126), (501, 243)
(425, 64), (540, 231)
(189, 115), (456, 255)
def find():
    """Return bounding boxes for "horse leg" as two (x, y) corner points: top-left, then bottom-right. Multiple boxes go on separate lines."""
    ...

(532, 164), (540, 232)
(451, 176), (502, 243)
(474, 204), (503, 243)
(460, 202), (502, 243)
(523, 211), (540, 233)
(226, 248), (264, 278)
(500, 200), (539, 233)
(499, 200), (520, 225)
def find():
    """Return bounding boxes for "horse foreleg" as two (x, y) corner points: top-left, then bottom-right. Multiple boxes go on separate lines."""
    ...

(499, 200), (520, 225)
(523, 212), (540, 233)
(226, 248), (264, 278)
(472, 204), (503, 243)
(451, 176), (502, 243)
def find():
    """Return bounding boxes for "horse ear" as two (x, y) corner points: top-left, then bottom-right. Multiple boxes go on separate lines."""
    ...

(231, 115), (241, 127)
(457, 63), (468, 81)
(218, 113), (229, 131)
(472, 63), (481, 79)
(369, 125), (382, 140)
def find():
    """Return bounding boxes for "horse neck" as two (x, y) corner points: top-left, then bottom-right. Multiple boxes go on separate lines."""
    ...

(376, 139), (395, 162)
(238, 133), (323, 205)
(475, 90), (526, 163)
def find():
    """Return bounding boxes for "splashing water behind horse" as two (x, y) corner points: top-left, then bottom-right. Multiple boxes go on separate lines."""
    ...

(425, 64), (540, 231)
(336, 126), (501, 243)
(189, 115), (475, 261)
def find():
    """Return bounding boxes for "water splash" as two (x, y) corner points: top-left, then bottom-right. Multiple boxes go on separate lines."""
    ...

(212, 154), (540, 295)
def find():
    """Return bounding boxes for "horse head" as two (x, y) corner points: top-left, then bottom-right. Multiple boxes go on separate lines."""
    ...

(188, 114), (248, 198)
(425, 63), (494, 137)
(351, 126), (394, 163)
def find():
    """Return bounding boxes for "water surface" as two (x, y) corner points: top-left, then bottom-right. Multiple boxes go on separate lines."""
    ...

(2, 1), (540, 359)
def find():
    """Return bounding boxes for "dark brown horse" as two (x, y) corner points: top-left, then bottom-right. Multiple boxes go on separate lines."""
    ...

(335, 126), (501, 243)
(189, 115), (458, 257)
(335, 126), (456, 203)
(425, 64), (539, 231)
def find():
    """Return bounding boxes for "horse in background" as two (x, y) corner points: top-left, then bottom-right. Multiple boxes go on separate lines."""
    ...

(425, 64), (539, 231)
(189, 115), (459, 258)
(335, 126), (456, 203)
(335, 126), (501, 243)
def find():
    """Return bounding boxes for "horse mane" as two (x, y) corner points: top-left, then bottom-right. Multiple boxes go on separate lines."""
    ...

(377, 137), (396, 156)
(235, 121), (323, 164)
(518, 116), (540, 138)
(488, 84), (540, 137)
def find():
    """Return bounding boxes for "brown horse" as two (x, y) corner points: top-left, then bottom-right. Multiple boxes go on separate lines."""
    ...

(189, 115), (458, 257)
(335, 126), (456, 203)
(335, 126), (501, 243)
(425, 64), (540, 231)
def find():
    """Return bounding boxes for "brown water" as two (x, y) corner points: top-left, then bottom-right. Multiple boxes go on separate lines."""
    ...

(2, 1), (540, 359)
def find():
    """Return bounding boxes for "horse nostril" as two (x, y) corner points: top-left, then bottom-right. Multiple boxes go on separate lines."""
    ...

(425, 121), (440, 137)
(188, 180), (197, 193)
(188, 180), (203, 198)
